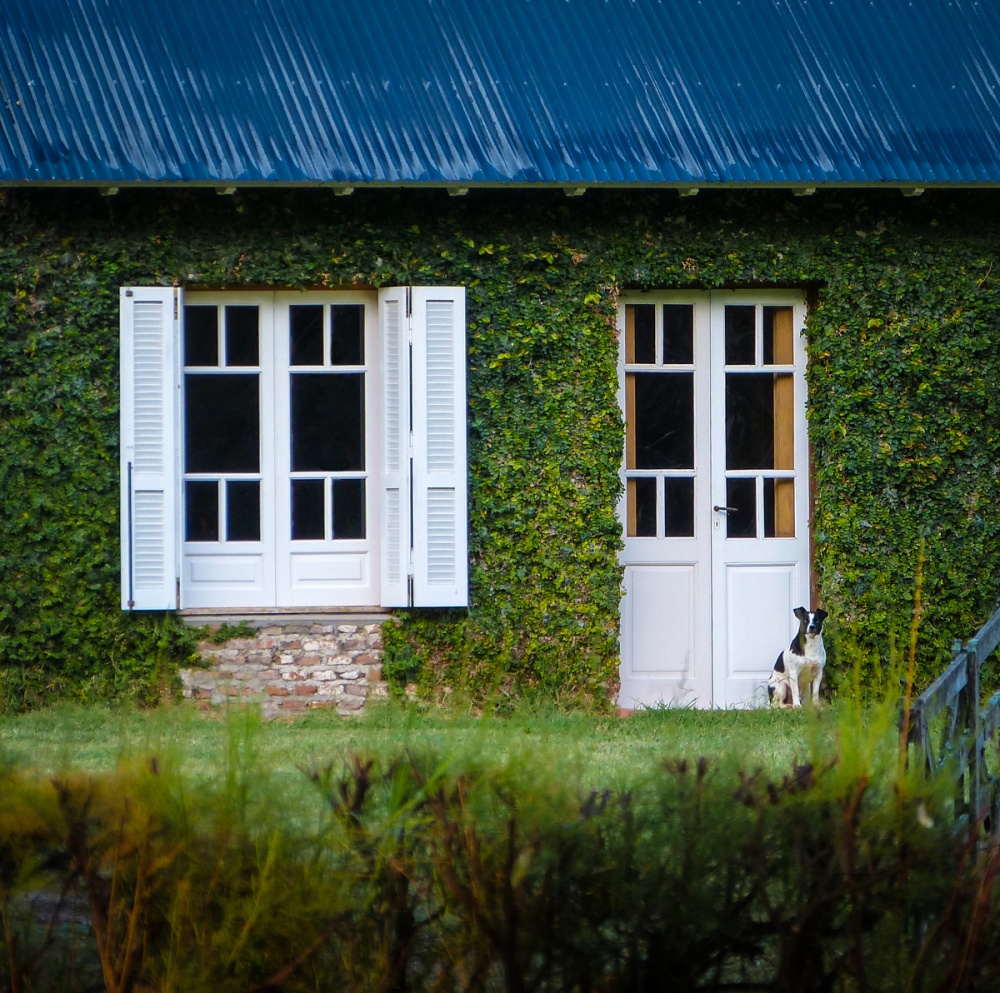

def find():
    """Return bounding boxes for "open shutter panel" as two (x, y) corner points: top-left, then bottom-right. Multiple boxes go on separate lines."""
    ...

(120, 287), (180, 610)
(379, 287), (411, 607)
(410, 287), (468, 607)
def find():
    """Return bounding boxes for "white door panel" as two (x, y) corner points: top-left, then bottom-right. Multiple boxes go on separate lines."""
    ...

(619, 564), (709, 709)
(626, 566), (696, 675)
(180, 294), (275, 609)
(273, 292), (379, 607)
(183, 552), (270, 608)
(288, 550), (368, 585)
(618, 293), (712, 707)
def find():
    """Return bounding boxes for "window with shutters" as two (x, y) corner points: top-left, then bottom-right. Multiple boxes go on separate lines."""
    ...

(120, 287), (468, 612)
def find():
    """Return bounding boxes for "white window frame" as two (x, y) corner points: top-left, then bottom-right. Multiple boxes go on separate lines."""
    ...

(120, 286), (468, 611)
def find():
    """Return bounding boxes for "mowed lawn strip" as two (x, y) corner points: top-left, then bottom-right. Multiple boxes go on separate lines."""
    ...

(0, 701), (836, 788)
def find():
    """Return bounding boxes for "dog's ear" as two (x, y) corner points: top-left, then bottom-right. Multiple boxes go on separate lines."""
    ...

(793, 606), (808, 620)
(815, 608), (828, 621)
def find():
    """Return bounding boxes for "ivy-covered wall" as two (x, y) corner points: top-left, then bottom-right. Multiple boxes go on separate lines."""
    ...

(1, 187), (999, 712)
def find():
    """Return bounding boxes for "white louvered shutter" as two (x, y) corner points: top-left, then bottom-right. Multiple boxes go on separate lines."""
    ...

(410, 287), (468, 607)
(120, 287), (180, 610)
(379, 286), (468, 608)
(379, 287), (411, 607)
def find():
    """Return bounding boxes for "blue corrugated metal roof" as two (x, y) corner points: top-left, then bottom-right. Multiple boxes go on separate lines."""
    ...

(2, 0), (999, 187)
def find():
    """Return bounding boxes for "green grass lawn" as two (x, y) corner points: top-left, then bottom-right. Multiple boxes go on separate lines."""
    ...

(0, 698), (842, 788)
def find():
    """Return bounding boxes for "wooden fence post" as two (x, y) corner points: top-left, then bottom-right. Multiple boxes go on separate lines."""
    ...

(966, 637), (982, 826)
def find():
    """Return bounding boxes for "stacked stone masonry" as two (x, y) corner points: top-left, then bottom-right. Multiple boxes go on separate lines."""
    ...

(180, 621), (387, 718)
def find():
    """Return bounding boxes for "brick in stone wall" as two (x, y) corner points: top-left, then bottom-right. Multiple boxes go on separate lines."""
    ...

(180, 621), (387, 718)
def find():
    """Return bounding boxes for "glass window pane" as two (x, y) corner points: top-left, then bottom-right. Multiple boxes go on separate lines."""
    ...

(185, 480), (219, 542)
(725, 305), (756, 365)
(332, 479), (366, 539)
(726, 478), (756, 538)
(763, 306), (794, 365)
(330, 305), (364, 366)
(764, 478), (795, 538)
(290, 305), (324, 366)
(626, 304), (655, 364)
(632, 372), (694, 469)
(662, 305), (694, 364)
(225, 306), (259, 367)
(664, 477), (695, 537)
(726, 373), (774, 470)
(291, 479), (325, 540)
(226, 480), (260, 542)
(185, 374), (260, 473)
(184, 306), (218, 367)
(291, 372), (365, 472)
(628, 477), (657, 537)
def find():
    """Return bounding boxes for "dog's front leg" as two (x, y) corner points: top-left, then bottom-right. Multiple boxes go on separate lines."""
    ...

(789, 669), (802, 707)
(810, 669), (823, 705)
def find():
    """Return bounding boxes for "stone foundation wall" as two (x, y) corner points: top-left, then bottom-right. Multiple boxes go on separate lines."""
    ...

(180, 618), (387, 718)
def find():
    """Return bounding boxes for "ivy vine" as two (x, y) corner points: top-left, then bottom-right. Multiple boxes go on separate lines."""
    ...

(0, 187), (998, 711)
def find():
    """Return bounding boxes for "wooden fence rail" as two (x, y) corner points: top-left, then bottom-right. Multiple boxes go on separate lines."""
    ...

(902, 602), (1000, 832)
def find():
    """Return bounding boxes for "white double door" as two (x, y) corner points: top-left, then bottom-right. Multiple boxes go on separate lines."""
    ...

(618, 292), (810, 709)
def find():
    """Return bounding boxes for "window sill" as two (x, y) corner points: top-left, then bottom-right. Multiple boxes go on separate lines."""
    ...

(178, 607), (393, 628)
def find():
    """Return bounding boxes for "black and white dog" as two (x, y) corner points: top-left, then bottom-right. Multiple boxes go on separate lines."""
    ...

(768, 607), (828, 707)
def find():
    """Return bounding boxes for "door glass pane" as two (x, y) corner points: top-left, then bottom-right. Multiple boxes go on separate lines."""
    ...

(662, 305), (694, 364)
(763, 306), (794, 365)
(627, 477), (657, 537)
(630, 373), (694, 469)
(225, 306), (259, 367)
(290, 305), (324, 366)
(664, 477), (695, 537)
(185, 374), (260, 473)
(184, 306), (218, 366)
(725, 374), (774, 470)
(332, 479), (366, 539)
(330, 305), (365, 366)
(625, 304), (655, 364)
(290, 373), (365, 471)
(185, 480), (219, 542)
(226, 480), (260, 542)
(726, 478), (756, 538)
(764, 478), (795, 538)
(725, 305), (755, 365)
(772, 373), (794, 470)
(291, 479), (325, 540)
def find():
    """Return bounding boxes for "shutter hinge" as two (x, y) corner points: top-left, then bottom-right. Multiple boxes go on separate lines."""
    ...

(405, 286), (412, 318)
(173, 288), (179, 320)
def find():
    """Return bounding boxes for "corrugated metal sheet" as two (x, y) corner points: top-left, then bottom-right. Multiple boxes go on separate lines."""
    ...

(2, 0), (999, 186)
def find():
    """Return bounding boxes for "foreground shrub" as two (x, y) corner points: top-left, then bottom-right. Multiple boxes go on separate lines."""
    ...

(1, 707), (999, 992)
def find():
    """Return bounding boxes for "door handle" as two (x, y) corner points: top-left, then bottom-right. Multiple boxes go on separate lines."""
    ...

(713, 505), (738, 513)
